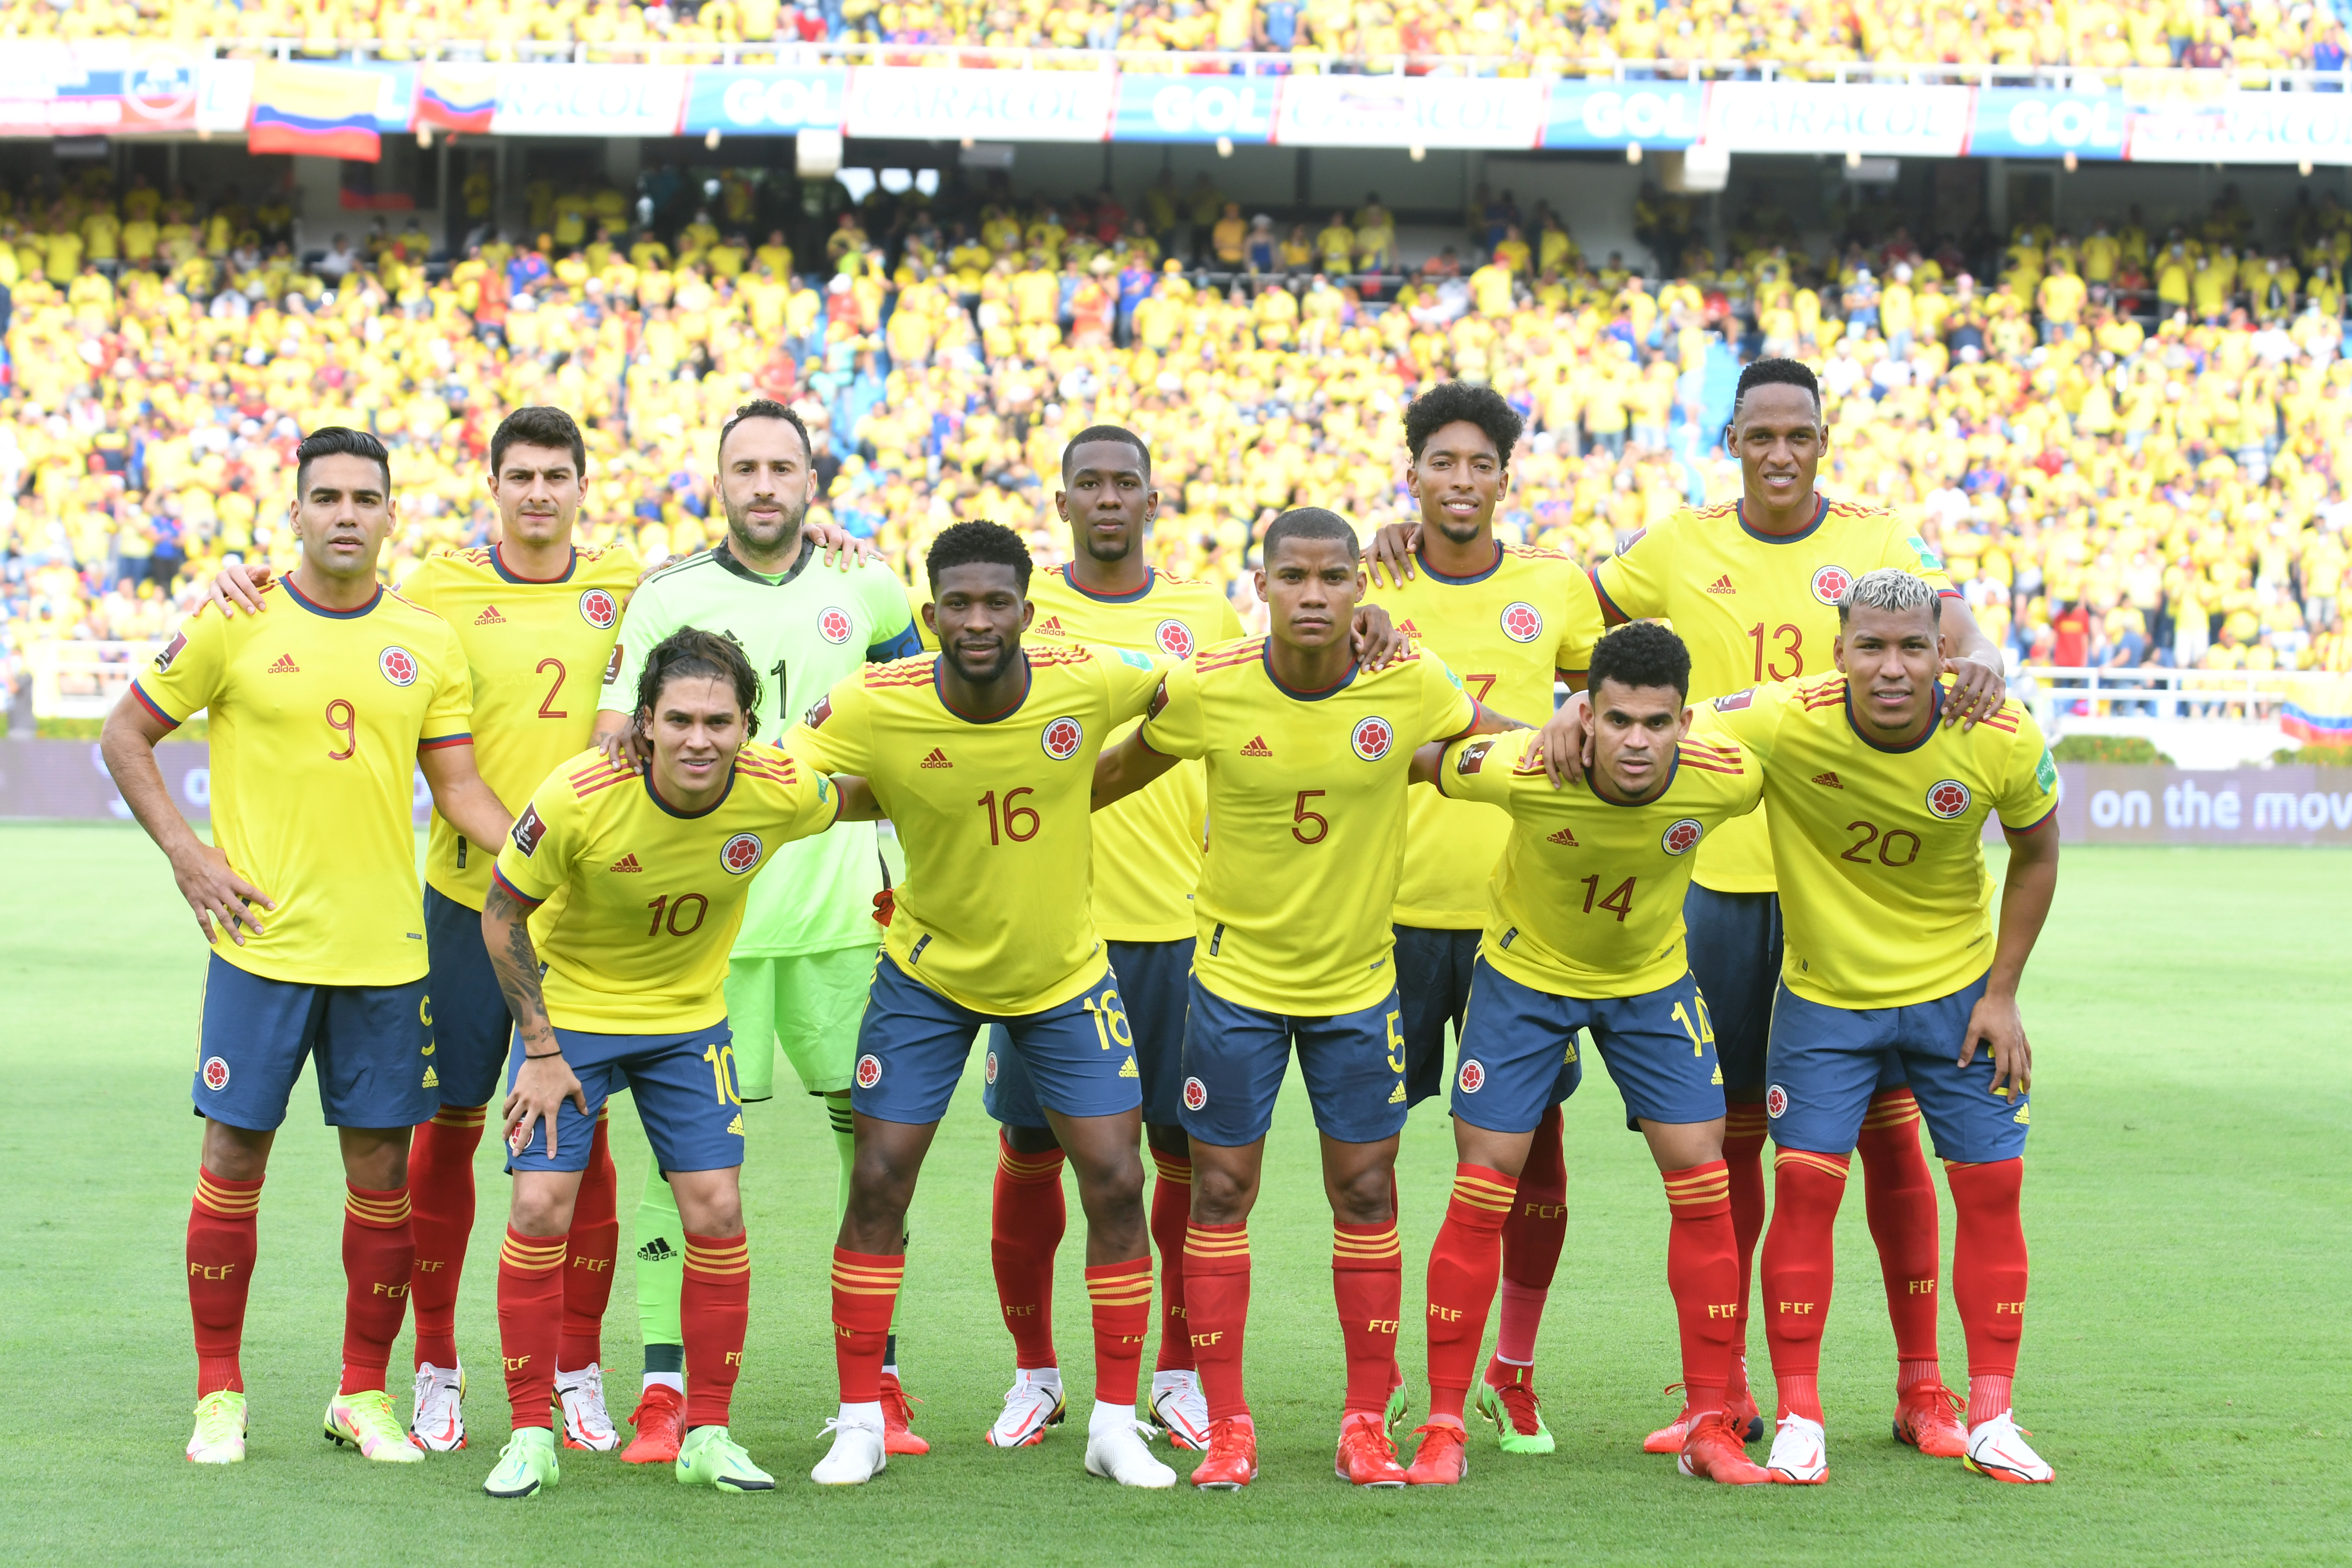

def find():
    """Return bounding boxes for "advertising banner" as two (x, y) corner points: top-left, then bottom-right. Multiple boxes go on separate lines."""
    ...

(2035, 764), (2352, 845)
(2122, 92), (2352, 165)
(0, 43), (202, 136)
(843, 66), (1117, 142)
(489, 64), (689, 137)
(1272, 74), (1546, 148)
(682, 65), (847, 135)
(1541, 80), (1704, 150)
(1965, 87), (2127, 160)
(1706, 81), (1973, 156)
(1110, 73), (1277, 144)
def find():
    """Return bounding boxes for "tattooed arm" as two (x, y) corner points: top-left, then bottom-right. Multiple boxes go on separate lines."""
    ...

(482, 878), (587, 1158)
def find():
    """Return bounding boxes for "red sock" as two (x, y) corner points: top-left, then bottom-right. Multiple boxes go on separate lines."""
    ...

(1085, 1256), (1154, 1410)
(1333, 1218), (1402, 1418)
(1426, 1165), (1515, 1421)
(406, 1106), (483, 1371)
(188, 1168), (262, 1398)
(682, 1230), (750, 1428)
(1488, 1105), (1565, 1383)
(1857, 1088), (1942, 1380)
(1760, 1149), (1849, 1424)
(1149, 1148), (1195, 1373)
(1663, 1160), (1740, 1420)
(497, 1226), (567, 1428)
(990, 1132), (1065, 1369)
(339, 1184), (414, 1395)
(1182, 1222), (1251, 1420)
(1947, 1158), (2029, 1427)
(1723, 1101), (1770, 1362)
(560, 1115), (618, 1372)
(830, 1247), (903, 1405)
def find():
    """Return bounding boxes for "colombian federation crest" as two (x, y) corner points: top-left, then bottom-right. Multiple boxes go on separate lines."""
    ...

(1457, 1059), (1486, 1094)
(1041, 716), (1084, 760)
(1926, 780), (1973, 819)
(1351, 716), (1393, 762)
(984, 1050), (999, 1085)
(1182, 1076), (1208, 1111)
(1766, 1083), (1789, 1118)
(1156, 619), (1195, 658)
(201, 1056), (230, 1091)
(1500, 602), (1544, 643)
(817, 607), (853, 645)
(579, 588), (619, 629)
(720, 832), (764, 874)
(856, 1054), (882, 1089)
(1662, 818), (1703, 855)
(378, 646), (418, 686)
(1810, 564), (1854, 605)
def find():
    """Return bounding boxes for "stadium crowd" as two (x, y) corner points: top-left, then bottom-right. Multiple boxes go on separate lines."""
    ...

(4, 161), (2351, 726)
(9, 0), (2351, 73)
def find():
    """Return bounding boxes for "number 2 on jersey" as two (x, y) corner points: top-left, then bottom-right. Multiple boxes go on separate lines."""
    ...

(536, 658), (567, 720)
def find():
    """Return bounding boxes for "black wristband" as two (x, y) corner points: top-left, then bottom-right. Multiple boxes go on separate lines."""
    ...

(524, 1051), (563, 1060)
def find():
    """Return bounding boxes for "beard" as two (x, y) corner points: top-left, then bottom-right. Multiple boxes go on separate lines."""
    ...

(723, 490), (807, 558)
(949, 637), (1021, 686)
(1429, 504), (1489, 544)
(1081, 525), (1138, 565)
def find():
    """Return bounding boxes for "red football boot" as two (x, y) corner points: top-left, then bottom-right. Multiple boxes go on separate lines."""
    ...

(1191, 1418), (1258, 1490)
(879, 1371), (930, 1456)
(1892, 1380), (1968, 1459)
(1403, 1421), (1468, 1486)
(1334, 1411), (1407, 1488)
(1678, 1412), (1773, 1484)
(618, 1385), (684, 1465)
(1642, 1384), (1692, 1454)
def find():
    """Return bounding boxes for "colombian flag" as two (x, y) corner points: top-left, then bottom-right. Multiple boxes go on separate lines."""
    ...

(2281, 675), (2352, 747)
(415, 64), (497, 134)
(248, 62), (381, 161)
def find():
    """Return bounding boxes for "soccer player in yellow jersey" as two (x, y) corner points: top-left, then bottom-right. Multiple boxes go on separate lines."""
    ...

(1520, 357), (2012, 1456)
(974, 426), (1242, 1451)
(1092, 508), (1511, 1492)
(789, 521), (1179, 1492)
(1363, 381), (1606, 1454)
(479, 629), (845, 1500)
(1402, 623), (1770, 1488)
(101, 427), (512, 1467)
(1699, 571), (2061, 1487)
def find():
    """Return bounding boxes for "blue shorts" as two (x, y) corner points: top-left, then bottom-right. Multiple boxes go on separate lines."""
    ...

(1765, 976), (2029, 1164)
(504, 1019), (745, 1175)
(192, 951), (435, 1131)
(855, 953), (1142, 1127)
(987, 938), (1194, 1129)
(1454, 958), (1726, 1133)
(1392, 925), (1481, 1108)
(424, 886), (509, 1109)
(1179, 980), (1408, 1147)
(1682, 885), (1781, 1096)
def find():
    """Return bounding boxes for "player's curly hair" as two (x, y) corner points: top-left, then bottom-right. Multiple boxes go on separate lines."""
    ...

(634, 628), (762, 726)
(490, 405), (585, 476)
(925, 518), (1033, 592)
(294, 426), (390, 495)
(1588, 621), (1692, 700)
(1727, 357), (1823, 431)
(1402, 380), (1524, 470)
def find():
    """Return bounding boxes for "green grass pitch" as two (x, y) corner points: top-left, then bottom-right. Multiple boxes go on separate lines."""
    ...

(2, 825), (2344, 1565)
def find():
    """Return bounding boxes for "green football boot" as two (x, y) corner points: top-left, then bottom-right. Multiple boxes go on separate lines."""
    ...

(1475, 1377), (1557, 1455)
(676, 1426), (776, 1492)
(186, 1390), (248, 1464)
(483, 1426), (561, 1499)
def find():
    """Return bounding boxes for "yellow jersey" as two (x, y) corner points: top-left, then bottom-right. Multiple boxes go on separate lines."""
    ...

(1139, 639), (1478, 1016)
(1029, 563), (1243, 942)
(1435, 723), (1761, 999)
(406, 543), (641, 910)
(1704, 678), (2058, 1009)
(787, 643), (1166, 1015)
(132, 579), (472, 986)
(490, 744), (843, 1032)
(1592, 496), (1959, 895)
(1368, 542), (1606, 928)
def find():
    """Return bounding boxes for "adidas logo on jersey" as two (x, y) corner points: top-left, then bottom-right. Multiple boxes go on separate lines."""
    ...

(267, 654), (300, 673)
(1547, 827), (1579, 847)
(1705, 574), (1737, 595)
(474, 605), (506, 625)
(610, 853), (644, 873)
(1036, 615), (1066, 637)
(1240, 735), (1273, 757)
(920, 748), (952, 769)
(1397, 619), (1421, 637)
(1812, 772), (1844, 789)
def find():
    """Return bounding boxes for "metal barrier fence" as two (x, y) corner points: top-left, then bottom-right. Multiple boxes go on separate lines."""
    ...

(2017, 664), (2305, 722)
(30, 642), (155, 724)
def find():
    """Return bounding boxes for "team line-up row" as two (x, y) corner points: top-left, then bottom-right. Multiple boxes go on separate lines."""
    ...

(102, 367), (2057, 1498)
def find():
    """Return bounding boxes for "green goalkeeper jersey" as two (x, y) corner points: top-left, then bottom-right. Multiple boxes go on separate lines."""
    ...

(599, 539), (919, 958)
